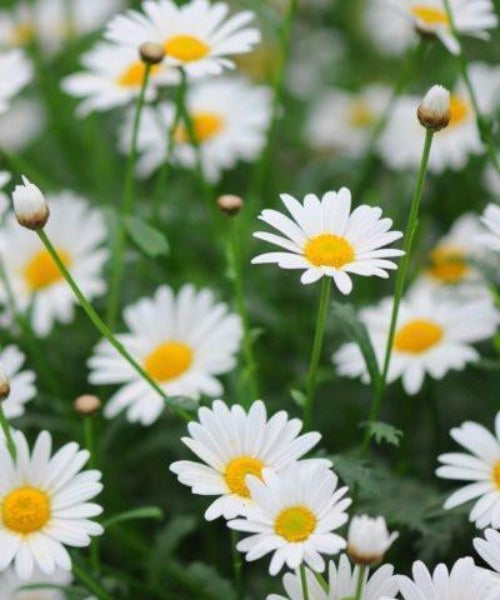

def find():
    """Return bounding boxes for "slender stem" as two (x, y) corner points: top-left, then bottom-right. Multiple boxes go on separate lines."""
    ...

(72, 560), (112, 600)
(362, 129), (435, 452)
(107, 63), (152, 328)
(36, 230), (191, 422)
(299, 565), (310, 600)
(0, 405), (16, 459)
(231, 530), (244, 600)
(354, 565), (367, 600)
(83, 416), (100, 572)
(304, 277), (332, 429)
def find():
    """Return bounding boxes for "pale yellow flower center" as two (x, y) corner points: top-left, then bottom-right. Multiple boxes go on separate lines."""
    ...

(448, 94), (471, 128)
(224, 456), (265, 498)
(144, 342), (193, 382)
(24, 248), (71, 291)
(394, 319), (444, 354)
(164, 35), (209, 62)
(11, 22), (35, 46)
(427, 245), (468, 283)
(274, 506), (317, 542)
(492, 461), (500, 489)
(2, 486), (50, 534)
(349, 100), (376, 128)
(304, 234), (355, 268)
(117, 61), (159, 87)
(175, 112), (224, 144)
(411, 6), (449, 26)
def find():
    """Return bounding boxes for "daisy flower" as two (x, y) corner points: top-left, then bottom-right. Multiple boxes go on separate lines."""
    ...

(0, 565), (72, 599)
(0, 49), (32, 114)
(436, 412), (500, 529)
(477, 204), (500, 253)
(475, 528), (500, 577)
(334, 291), (499, 395)
(0, 99), (44, 153)
(378, 62), (500, 173)
(0, 345), (36, 419)
(251, 188), (404, 293)
(398, 557), (500, 600)
(0, 191), (109, 337)
(88, 285), (242, 426)
(363, 0), (416, 56)
(268, 555), (399, 600)
(170, 399), (323, 521)
(228, 462), (351, 575)
(105, 0), (261, 79)
(306, 85), (391, 158)
(119, 77), (271, 182)
(0, 430), (103, 580)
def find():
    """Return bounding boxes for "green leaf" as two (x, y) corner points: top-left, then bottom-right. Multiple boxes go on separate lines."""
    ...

(291, 388), (306, 407)
(362, 421), (403, 447)
(103, 506), (164, 529)
(125, 216), (169, 258)
(329, 454), (384, 497)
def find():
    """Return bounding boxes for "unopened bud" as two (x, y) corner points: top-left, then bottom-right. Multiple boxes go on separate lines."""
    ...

(74, 394), (101, 416)
(12, 175), (49, 230)
(0, 364), (10, 402)
(217, 194), (243, 216)
(347, 515), (398, 566)
(139, 42), (165, 65)
(417, 85), (451, 131)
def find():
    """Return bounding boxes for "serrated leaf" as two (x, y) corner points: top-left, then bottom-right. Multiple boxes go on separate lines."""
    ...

(291, 388), (306, 407)
(125, 216), (169, 258)
(329, 454), (383, 497)
(362, 421), (403, 447)
(103, 506), (164, 529)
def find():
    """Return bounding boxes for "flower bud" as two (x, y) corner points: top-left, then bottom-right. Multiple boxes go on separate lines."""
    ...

(217, 194), (243, 216)
(139, 42), (165, 65)
(417, 85), (451, 131)
(12, 175), (49, 230)
(347, 515), (398, 566)
(74, 394), (101, 416)
(0, 364), (10, 402)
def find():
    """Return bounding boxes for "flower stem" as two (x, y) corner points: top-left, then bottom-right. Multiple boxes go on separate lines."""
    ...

(0, 405), (16, 459)
(299, 565), (310, 600)
(304, 277), (332, 429)
(107, 63), (152, 329)
(231, 530), (244, 600)
(362, 129), (435, 453)
(72, 559), (112, 600)
(354, 564), (367, 600)
(36, 230), (191, 423)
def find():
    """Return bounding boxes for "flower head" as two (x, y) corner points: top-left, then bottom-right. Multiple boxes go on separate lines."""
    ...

(0, 345), (36, 419)
(347, 515), (398, 565)
(475, 528), (500, 575)
(0, 49), (32, 114)
(417, 84), (451, 131)
(12, 175), (49, 230)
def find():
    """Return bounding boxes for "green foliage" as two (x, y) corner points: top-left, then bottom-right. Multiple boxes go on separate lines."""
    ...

(125, 216), (170, 258)
(362, 421), (404, 447)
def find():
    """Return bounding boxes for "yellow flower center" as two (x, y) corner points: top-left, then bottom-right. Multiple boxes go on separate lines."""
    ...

(448, 94), (471, 128)
(304, 234), (355, 268)
(2, 486), (50, 535)
(11, 22), (35, 46)
(164, 35), (209, 62)
(175, 112), (224, 144)
(411, 6), (449, 26)
(427, 245), (468, 283)
(224, 456), (265, 498)
(274, 506), (317, 542)
(144, 341), (193, 383)
(492, 462), (500, 489)
(394, 319), (444, 354)
(117, 61), (159, 88)
(349, 100), (375, 128)
(23, 248), (71, 291)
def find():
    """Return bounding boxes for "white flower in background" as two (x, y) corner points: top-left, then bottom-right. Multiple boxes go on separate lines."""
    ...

(484, 164), (500, 197)
(0, 170), (11, 216)
(363, 0), (416, 56)
(268, 555), (399, 600)
(252, 188), (404, 292)
(306, 85), (391, 157)
(0, 191), (108, 337)
(119, 77), (271, 182)
(106, 0), (261, 79)
(398, 557), (500, 600)
(334, 291), (499, 395)
(170, 399), (324, 521)
(0, 566), (72, 599)
(437, 412), (500, 529)
(475, 529), (500, 576)
(0, 345), (36, 419)
(0, 430), (103, 580)
(0, 99), (44, 153)
(477, 204), (500, 253)
(378, 62), (500, 173)
(0, 49), (32, 114)
(62, 41), (178, 117)
(347, 515), (398, 565)
(88, 285), (242, 426)
(228, 463), (351, 575)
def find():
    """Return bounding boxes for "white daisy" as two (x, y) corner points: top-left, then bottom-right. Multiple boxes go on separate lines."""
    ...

(251, 188), (404, 293)
(228, 462), (351, 575)
(363, 0), (416, 56)
(170, 399), (323, 521)
(119, 77), (271, 182)
(378, 62), (500, 173)
(88, 285), (242, 426)
(477, 204), (500, 253)
(306, 85), (391, 158)
(0, 191), (109, 337)
(0, 49), (32, 114)
(0, 99), (44, 153)
(0, 345), (36, 420)
(268, 555), (399, 600)
(0, 430), (103, 580)
(437, 412), (500, 529)
(0, 565), (72, 599)
(105, 0), (261, 79)
(475, 528), (500, 581)
(334, 291), (499, 395)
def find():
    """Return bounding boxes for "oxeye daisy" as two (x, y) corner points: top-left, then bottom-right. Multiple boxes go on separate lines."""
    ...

(119, 77), (271, 182)
(0, 191), (109, 337)
(0, 49), (32, 114)
(0, 99), (44, 154)
(0, 345), (36, 419)
(268, 555), (399, 600)
(477, 204), (500, 253)
(363, 0), (416, 56)
(251, 188), (404, 293)
(333, 291), (499, 395)
(437, 412), (500, 529)
(0, 565), (72, 599)
(105, 0), (261, 79)
(475, 529), (500, 576)
(228, 463), (351, 575)
(170, 399), (323, 521)
(88, 285), (242, 426)
(0, 430), (103, 580)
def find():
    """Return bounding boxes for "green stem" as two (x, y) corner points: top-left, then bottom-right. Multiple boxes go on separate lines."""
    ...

(362, 129), (435, 453)
(231, 530), (244, 600)
(72, 560), (112, 600)
(107, 63), (152, 328)
(36, 230), (191, 423)
(304, 277), (332, 429)
(0, 405), (16, 459)
(354, 565), (367, 600)
(299, 565), (310, 600)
